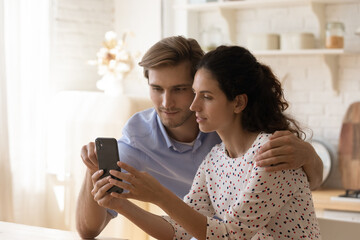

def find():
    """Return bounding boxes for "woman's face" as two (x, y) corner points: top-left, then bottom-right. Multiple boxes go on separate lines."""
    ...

(190, 68), (238, 133)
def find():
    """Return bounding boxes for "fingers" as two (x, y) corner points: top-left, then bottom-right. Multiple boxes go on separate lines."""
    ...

(261, 162), (292, 172)
(256, 145), (293, 161)
(117, 161), (140, 176)
(109, 178), (132, 191)
(257, 133), (295, 155)
(256, 155), (289, 168)
(93, 182), (113, 201)
(81, 142), (98, 172)
(111, 191), (132, 199)
(270, 130), (292, 140)
(91, 169), (104, 185)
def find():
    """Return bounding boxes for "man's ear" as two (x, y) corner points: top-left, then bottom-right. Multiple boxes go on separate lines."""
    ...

(234, 94), (248, 114)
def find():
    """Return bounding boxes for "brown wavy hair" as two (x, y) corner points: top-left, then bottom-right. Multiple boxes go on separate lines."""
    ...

(198, 45), (305, 139)
(138, 35), (204, 80)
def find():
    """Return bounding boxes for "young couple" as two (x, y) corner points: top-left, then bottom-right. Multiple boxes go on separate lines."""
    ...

(76, 36), (322, 239)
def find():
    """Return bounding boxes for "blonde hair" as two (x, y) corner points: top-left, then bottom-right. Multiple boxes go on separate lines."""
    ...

(139, 36), (204, 79)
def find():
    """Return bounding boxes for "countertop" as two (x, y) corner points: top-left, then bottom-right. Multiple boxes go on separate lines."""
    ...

(312, 188), (360, 213)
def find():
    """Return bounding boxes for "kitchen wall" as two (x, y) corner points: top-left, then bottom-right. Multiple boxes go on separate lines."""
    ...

(49, 0), (360, 189)
(244, 3), (360, 189)
(50, 0), (115, 92)
(50, 0), (160, 95)
(171, 1), (360, 188)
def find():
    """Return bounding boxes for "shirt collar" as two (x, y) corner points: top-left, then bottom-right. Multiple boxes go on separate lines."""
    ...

(156, 114), (204, 152)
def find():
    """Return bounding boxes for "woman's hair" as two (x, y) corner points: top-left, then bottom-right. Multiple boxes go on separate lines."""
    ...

(138, 35), (204, 80)
(198, 45), (305, 139)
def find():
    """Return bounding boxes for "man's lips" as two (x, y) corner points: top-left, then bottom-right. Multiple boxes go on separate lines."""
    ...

(161, 109), (179, 115)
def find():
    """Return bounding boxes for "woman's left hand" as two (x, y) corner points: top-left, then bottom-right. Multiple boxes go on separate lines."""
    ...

(108, 162), (167, 205)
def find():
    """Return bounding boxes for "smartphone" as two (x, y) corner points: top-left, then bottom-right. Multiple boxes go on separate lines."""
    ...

(95, 137), (123, 194)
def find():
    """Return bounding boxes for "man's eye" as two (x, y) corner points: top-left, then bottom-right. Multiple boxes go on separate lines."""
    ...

(152, 87), (162, 92)
(174, 88), (187, 92)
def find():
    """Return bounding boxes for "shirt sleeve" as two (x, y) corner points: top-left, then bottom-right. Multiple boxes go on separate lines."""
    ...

(205, 165), (305, 240)
(162, 160), (216, 240)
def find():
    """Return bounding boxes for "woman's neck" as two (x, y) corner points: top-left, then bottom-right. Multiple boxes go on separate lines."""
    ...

(218, 126), (260, 158)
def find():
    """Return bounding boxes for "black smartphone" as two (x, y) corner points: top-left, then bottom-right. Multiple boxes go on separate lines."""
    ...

(95, 137), (123, 194)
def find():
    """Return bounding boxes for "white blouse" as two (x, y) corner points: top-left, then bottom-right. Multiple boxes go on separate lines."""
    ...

(163, 132), (321, 240)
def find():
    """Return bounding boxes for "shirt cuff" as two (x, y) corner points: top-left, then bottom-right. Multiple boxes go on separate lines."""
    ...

(107, 208), (118, 218)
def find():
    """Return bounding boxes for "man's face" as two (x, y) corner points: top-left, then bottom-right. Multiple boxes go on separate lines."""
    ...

(148, 61), (195, 129)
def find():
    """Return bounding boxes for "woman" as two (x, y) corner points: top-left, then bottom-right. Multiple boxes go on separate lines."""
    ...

(107, 45), (321, 239)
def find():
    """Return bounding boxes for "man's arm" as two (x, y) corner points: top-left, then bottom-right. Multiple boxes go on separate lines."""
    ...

(76, 169), (112, 239)
(75, 142), (111, 239)
(254, 130), (323, 190)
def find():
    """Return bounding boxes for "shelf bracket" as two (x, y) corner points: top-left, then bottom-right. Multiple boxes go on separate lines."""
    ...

(310, 2), (326, 48)
(219, 8), (236, 45)
(323, 54), (339, 95)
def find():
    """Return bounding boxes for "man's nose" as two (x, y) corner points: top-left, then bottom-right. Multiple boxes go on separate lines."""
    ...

(162, 91), (174, 108)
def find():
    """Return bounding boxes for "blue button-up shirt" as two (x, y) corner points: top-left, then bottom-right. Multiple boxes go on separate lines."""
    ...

(118, 108), (221, 199)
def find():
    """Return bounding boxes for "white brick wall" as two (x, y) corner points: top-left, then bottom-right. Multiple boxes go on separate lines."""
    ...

(50, 0), (114, 92)
(49, 1), (360, 188)
(184, 2), (360, 188)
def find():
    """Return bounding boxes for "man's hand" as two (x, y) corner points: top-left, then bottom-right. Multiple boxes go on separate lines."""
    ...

(81, 142), (98, 173)
(91, 169), (131, 213)
(254, 130), (307, 171)
(254, 130), (323, 190)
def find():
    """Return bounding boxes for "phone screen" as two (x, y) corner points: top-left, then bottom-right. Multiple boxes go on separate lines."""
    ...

(95, 137), (123, 193)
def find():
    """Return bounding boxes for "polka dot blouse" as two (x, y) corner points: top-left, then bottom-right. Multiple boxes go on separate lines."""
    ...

(163, 132), (321, 239)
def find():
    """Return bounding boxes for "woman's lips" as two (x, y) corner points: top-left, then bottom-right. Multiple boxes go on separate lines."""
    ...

(196, 115), (206, 123)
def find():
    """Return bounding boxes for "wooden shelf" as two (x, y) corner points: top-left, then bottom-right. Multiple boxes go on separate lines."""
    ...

(253, 49), (351, 94)
(176, 1), (360, 95)
(252, 48), (345, 56)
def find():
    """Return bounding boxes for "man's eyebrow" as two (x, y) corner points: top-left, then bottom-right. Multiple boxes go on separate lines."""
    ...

(173, 84), (192, 88)
(149, 84), (192, 88)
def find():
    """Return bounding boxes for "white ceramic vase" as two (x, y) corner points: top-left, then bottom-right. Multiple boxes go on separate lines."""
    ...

(96, 74), (124, 96)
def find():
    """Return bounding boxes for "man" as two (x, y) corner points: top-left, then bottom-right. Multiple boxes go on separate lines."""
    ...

(76, 36), (323, 239)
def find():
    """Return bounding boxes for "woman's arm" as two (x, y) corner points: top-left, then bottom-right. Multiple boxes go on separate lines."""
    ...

(254, 130), (323, 190)
(110, 162), (210, 240)
(115, 199), (175, 240)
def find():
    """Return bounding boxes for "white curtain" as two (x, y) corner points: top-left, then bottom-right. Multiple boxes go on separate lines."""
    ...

(0, 0), (14, 222)
(3, 0), (51, 227)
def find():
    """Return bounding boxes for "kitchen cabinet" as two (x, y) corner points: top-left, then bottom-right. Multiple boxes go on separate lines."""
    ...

(175, 0), (360, 94)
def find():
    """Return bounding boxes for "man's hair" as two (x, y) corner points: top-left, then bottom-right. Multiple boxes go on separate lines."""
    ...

(138, 35), (204, 79)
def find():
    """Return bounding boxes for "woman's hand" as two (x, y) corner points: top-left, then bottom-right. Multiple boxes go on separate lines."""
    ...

(109, 162), (168, 205)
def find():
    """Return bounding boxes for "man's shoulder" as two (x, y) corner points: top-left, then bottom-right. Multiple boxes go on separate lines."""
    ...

(123, 108), (158, 138)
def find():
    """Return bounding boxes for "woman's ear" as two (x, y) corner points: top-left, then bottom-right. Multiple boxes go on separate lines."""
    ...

(234, 94), (248, 114)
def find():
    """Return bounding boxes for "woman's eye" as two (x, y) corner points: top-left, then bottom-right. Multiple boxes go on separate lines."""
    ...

(203, 95), (212, 100)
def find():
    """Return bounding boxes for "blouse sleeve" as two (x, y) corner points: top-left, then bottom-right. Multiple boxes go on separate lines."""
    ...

(162, 159), (216, 240)
(206, 165), (305, 240)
